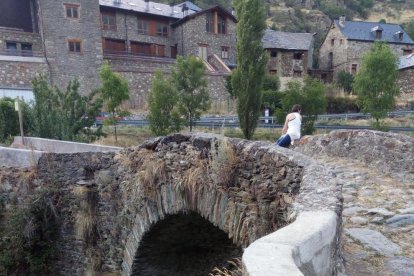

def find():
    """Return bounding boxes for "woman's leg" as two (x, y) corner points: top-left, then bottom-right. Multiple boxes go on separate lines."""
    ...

(276, 134), (291, 148)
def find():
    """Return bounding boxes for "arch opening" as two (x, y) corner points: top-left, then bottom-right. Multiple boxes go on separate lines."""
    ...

(131, 211), (242, 276)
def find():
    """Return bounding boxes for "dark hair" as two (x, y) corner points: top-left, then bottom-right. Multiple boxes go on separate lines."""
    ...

(291, 104), (301, 113)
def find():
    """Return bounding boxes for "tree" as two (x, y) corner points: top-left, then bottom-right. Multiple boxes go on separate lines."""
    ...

(402, 20), (414, 41)
(337, 70), (354, 93)
(31, 76), (103, 141)
(98, 62), (130, 143)
(0, 97), (32, 143)
(171, 55), (210, 132)
(276, 77), (326, 135)
(232, 0), (268, 139)
(147, 71), (183, 136)
(353, 42), (400, 129)
(262, 74), (282, 113)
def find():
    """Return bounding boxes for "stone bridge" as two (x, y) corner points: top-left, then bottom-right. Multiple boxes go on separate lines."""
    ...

(2, 131), (411, 275)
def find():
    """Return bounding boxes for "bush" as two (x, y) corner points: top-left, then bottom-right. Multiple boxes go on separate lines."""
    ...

(0, 186), (60, 275)
(336, 70), (354, 93)
(326, 96), (360, 113)
(0, 97), (33, 143)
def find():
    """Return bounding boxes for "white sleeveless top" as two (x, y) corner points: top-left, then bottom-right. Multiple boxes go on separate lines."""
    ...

(286, 112), (301, 141)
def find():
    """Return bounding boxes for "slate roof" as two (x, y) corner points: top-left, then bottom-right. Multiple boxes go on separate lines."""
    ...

(262, 29), (314, 50)
(334, 20), (414, 45)
(171, 5), (236, 27)
(99, 0), (200, 19)
(398, 53), (414, 70)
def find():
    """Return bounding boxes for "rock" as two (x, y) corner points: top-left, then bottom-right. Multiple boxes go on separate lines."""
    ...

(360, 189), (375, 197)
(350, 216), (368, 225)
(343, 194), (355, 203)
(386, 214), (414, 227)
(397, 207), (414, 215)
(385, 256), (414, 276)
(370, 217), (384, 224)
(367, 208), (395, 217)
(343, 206), (366, 216)
(346, 228), (401, 256)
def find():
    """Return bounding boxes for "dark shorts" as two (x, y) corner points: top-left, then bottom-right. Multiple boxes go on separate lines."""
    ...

(276, 134), (291, 148)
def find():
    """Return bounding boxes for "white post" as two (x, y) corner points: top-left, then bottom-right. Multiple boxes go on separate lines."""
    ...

(15, 97), (25, 146)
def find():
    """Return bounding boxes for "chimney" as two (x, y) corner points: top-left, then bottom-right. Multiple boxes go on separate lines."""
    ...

(396, 31), (404, 40)
(145, 0), (149, 12)
(182, 3), (188, 16)
(170, 2), (174, 16)
(339, 15), (346, 27)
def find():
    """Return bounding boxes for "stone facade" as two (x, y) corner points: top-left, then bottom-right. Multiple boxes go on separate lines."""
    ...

(397, 67), (414, 98)
(0, 60), (48, 88)
(37, 0), (103, 95)
(0, 29), (43, 53)
(319, 21), (414, 80)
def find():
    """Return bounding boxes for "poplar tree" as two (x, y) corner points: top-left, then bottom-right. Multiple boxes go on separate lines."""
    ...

(232, 0), (268, 139)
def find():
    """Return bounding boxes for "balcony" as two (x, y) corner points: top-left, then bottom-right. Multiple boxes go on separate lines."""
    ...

(103, 50), (176, 62)
(0, 49), (45, 62)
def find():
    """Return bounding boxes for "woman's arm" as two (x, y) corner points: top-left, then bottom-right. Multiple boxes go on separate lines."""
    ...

(281, 114), (290, 134)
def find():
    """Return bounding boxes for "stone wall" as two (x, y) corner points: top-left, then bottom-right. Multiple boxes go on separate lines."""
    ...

(397, 67), (414, 97)
(0, 29), (43, 53)
(38, 0), (103, 95)
(106, 56), (230, 110)
(174, 13), (236, 64)
(0, 59), (48, 88)
(295, 130), (414, 183)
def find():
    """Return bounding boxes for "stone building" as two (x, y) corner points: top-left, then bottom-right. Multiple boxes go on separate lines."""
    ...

(0, 0), (236, 109)
(319, 16), (414, 79)
(397, 53), (414, 103)
(262, 29), (315, 88)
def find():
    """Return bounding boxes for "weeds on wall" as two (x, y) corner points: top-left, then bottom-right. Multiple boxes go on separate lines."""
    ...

(137, 159), (167, 198)
(181, 159), (208, 206)
(0, 185), (60, 275)
(209, 138), (237, 187)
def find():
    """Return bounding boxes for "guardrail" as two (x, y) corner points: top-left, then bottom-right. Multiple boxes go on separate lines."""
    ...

(95, 119), (414, 132)
(0, 49), (44, 58)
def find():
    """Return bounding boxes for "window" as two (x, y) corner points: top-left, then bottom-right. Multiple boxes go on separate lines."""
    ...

(218, 15), (226, 34)
(102, 11), (116, 31)
(375, 30), (382, 39)
(156, 23), (168, 37)
(351, 64), (358, 75)
(270, 50), (277, 58)
(131, 41), (150, 56)
(137, 19), (148, 35)
(293, 70), (302, 77)
(65, 4), (79, 19)
(340, 39), (343, 45)
(293, 53), (302, 60)
(6, 42), (17, 55)
(403, 49), (413, 56)
(331, 39), (335, 46)
(171, 45), (177, 58)
(68, 39), (82, 53)
(206, 13), (214, 32)
(21, 43), (33, 56)
(269, 69), (277, 75)
(221, 46), (229, 59)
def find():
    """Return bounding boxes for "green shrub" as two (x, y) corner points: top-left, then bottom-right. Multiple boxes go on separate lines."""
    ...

(326, 97), (360, 113)
(0, 97), (33, 143)
(0, 186), (60, 275)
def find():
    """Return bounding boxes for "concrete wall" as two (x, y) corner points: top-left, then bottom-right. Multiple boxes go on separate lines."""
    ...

(243, 211), (338, 276)
(13, 136), (122, 153)
(0, 146), (43, 167)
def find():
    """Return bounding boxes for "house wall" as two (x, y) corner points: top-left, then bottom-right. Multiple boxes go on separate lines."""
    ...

(397, 68), (414, 96)
(175, 13), (236, 63)
(38, 0), (103, 95)
(101, 9), (176, 58)
(0, 30), (43, 54)
(319, 23), (414, 79)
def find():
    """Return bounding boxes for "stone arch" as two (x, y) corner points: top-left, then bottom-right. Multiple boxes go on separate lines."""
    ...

(130, 211), (242, 275)
(118, 134), (303, 275)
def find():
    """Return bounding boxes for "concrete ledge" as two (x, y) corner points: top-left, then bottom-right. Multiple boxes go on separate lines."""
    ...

(13, 136), (122, 153)
(243, 211), (338, 276)
(0, 55), (45, 63)
(0, 146), (43, 167)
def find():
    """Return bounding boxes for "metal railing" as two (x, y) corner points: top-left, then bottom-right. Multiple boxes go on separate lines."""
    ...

(0, 49), (44, 58)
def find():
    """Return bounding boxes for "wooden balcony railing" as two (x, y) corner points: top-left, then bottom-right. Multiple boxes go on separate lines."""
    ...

(103, 50), (175, 61)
